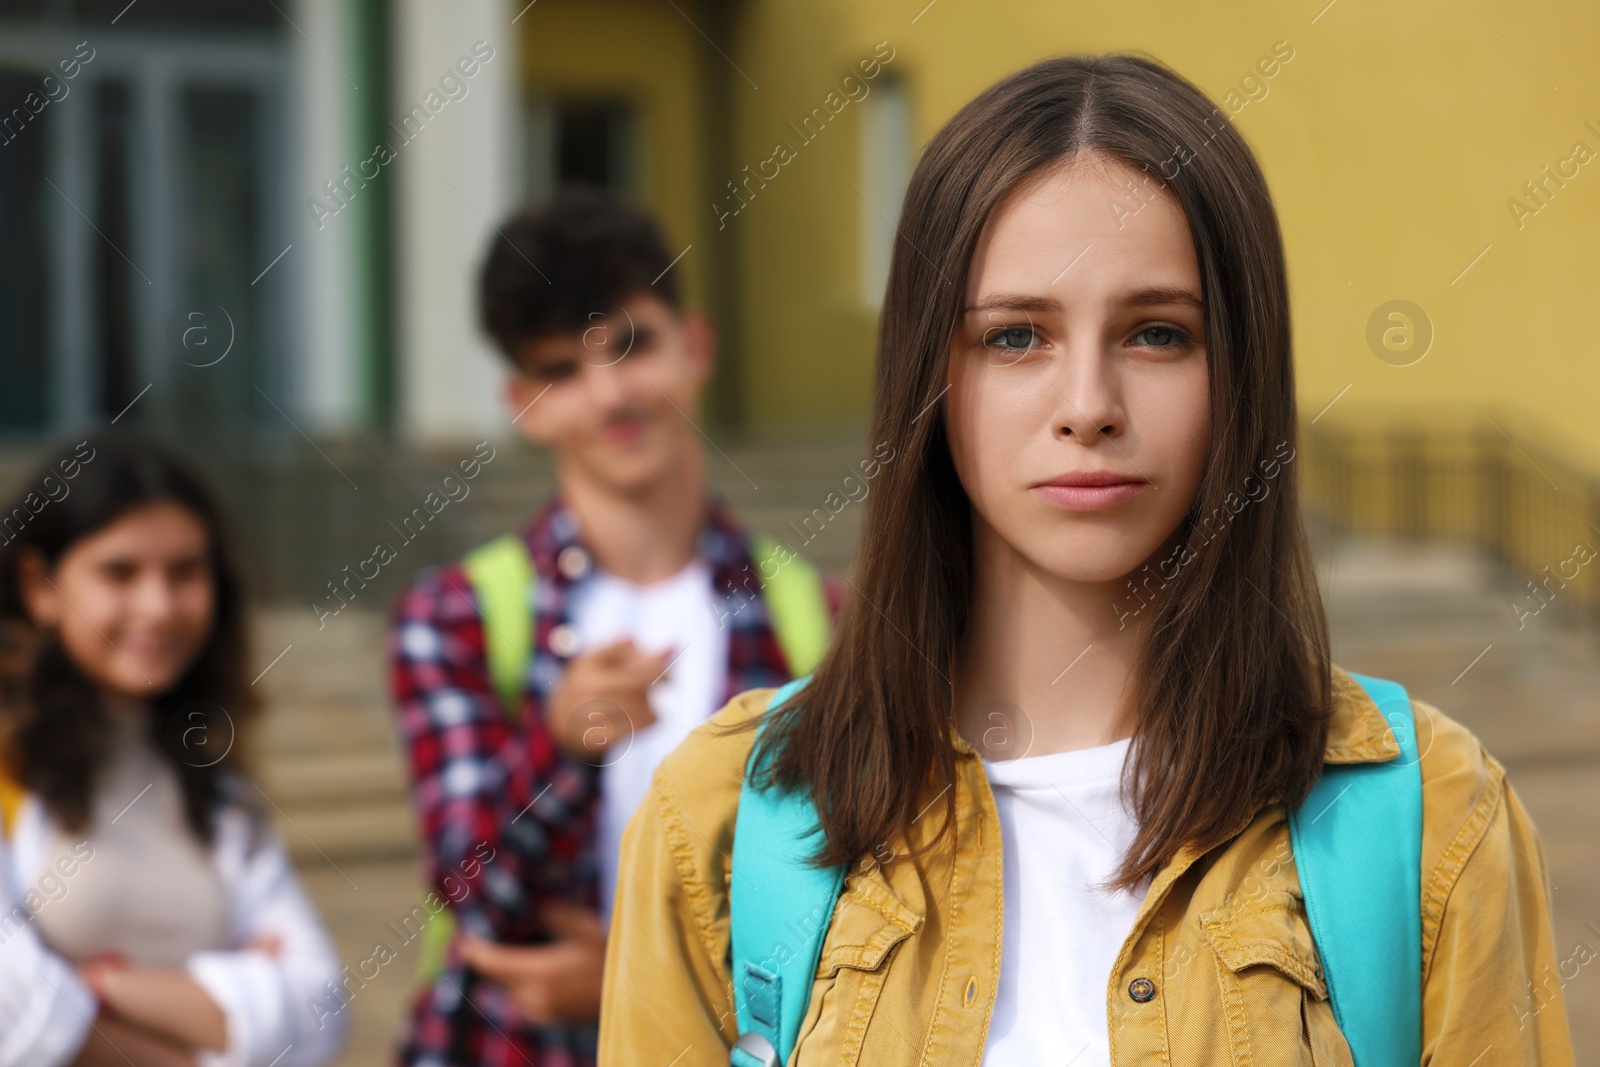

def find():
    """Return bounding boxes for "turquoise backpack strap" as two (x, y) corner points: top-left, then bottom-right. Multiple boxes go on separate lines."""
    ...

(728, 674), (848, 1067)
(461, 533), (535, 721)
(1288, 671), (1423, 1067)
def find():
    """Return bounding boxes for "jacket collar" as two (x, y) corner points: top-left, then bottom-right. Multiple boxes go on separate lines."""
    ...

(947, 662), (1402, 765)
(936, 661), (1407, 941)
(1140, 664), (1406, 926)
(1323, 664), (1404, 764)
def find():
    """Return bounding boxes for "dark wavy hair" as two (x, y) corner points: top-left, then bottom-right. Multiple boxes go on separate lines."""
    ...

(478, 185), (682, 362)
(741, 53), (1332, 891)
(0, 433), (256, 845)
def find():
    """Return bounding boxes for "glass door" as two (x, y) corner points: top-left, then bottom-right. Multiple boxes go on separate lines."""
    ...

(0, 28), (290, 451)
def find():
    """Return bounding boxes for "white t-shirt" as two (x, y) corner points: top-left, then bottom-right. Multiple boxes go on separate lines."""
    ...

(980, 735), (1150, 1066)
(563, 558), (730, 923)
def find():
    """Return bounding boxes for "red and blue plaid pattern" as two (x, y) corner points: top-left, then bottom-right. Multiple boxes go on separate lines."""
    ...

(388, 488), (843, 1067)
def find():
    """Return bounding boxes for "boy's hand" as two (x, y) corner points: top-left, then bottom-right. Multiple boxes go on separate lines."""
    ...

(458, 904), (608, 1025)
(545, 638), (669, 761)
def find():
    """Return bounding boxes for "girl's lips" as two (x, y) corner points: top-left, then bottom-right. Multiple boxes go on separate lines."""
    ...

(1030, 481), (1147, 511)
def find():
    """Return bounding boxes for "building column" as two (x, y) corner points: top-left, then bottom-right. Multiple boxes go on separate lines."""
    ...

(289, 0), (364, 435)
(392, 0), (521, 445)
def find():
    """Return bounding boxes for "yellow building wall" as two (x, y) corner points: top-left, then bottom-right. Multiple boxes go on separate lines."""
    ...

(722, 2), (885, 429)
(725, 0), (1600, 473)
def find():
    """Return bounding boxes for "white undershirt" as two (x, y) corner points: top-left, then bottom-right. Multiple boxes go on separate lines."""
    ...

(564, 558), (729, 924)
(980, 736), (1150, 1067)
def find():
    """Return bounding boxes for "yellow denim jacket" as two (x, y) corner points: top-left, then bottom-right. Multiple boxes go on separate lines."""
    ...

(598, 665), (1576, 1065)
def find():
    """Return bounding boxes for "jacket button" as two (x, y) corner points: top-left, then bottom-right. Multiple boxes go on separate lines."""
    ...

(1127, 977), (1157, 1002)
(557, 545), (591, 579)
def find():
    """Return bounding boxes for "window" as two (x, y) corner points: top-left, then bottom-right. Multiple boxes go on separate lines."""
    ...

(524, 93), (636, 204)
(0, 20), (289, 443)
(858, 74), (910, 308)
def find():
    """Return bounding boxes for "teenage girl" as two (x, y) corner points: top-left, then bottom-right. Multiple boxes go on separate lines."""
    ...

(0, 435), (346, 1067)
(596, 54), (1574, 1065)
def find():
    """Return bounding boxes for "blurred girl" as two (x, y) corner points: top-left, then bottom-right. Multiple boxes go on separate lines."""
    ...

(0, 435), (346, 1067)
(598, 54), (1573, 1065)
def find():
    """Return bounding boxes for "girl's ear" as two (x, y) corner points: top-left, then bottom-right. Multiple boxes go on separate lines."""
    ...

(15, 547), (62, 629)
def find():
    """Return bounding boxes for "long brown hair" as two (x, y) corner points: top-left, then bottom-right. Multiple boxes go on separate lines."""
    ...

(744, 53), (1332, 890)
(0, 434), (258, 845)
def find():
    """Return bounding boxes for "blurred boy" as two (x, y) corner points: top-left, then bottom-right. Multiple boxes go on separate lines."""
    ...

(388, 187), (842, 1066)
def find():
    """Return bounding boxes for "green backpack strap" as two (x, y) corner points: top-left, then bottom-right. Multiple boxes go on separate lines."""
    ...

(729, 674), (847, 1067)
(462, 532), (535, 721)
(1288, 671), (1422, 1066)
(415, 533), (537, 988)
(752, 534), (831, 677)
(467, 530), (829, 704)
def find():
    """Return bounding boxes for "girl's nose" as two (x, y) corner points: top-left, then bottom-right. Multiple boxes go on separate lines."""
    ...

(1052, 345), (1125, 441)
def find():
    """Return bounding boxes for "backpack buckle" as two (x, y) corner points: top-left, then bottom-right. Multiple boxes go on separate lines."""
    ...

(730, 1031), (781, 1067)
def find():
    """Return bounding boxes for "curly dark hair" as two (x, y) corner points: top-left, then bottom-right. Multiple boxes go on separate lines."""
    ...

(478, 185), (681, 362)
(0, 433), (257, 845)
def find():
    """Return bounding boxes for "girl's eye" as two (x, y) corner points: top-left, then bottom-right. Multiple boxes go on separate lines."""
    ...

(981, 325), (1041, 353)
(1132, 324), (1191, 349)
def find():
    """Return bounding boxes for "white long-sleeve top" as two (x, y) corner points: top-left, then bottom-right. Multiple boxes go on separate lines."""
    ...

(0, 784), (348, 1067)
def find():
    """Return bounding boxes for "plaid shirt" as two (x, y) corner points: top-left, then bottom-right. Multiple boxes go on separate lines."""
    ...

(388, 487), (844, 1067)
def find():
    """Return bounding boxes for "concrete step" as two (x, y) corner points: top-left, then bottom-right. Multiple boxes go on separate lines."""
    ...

(1320, 536), (1600, 772)
(268, 799), (418, 864)
(257, 748), (409, 806)
(249, 606), (413, 861)
(255, 704), (398, 756)
(253, 725), (415, 863)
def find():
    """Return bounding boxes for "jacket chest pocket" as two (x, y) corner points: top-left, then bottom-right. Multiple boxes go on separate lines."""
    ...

(1198, 890), (1354, 1067)
(792, 877), (920, 1067)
